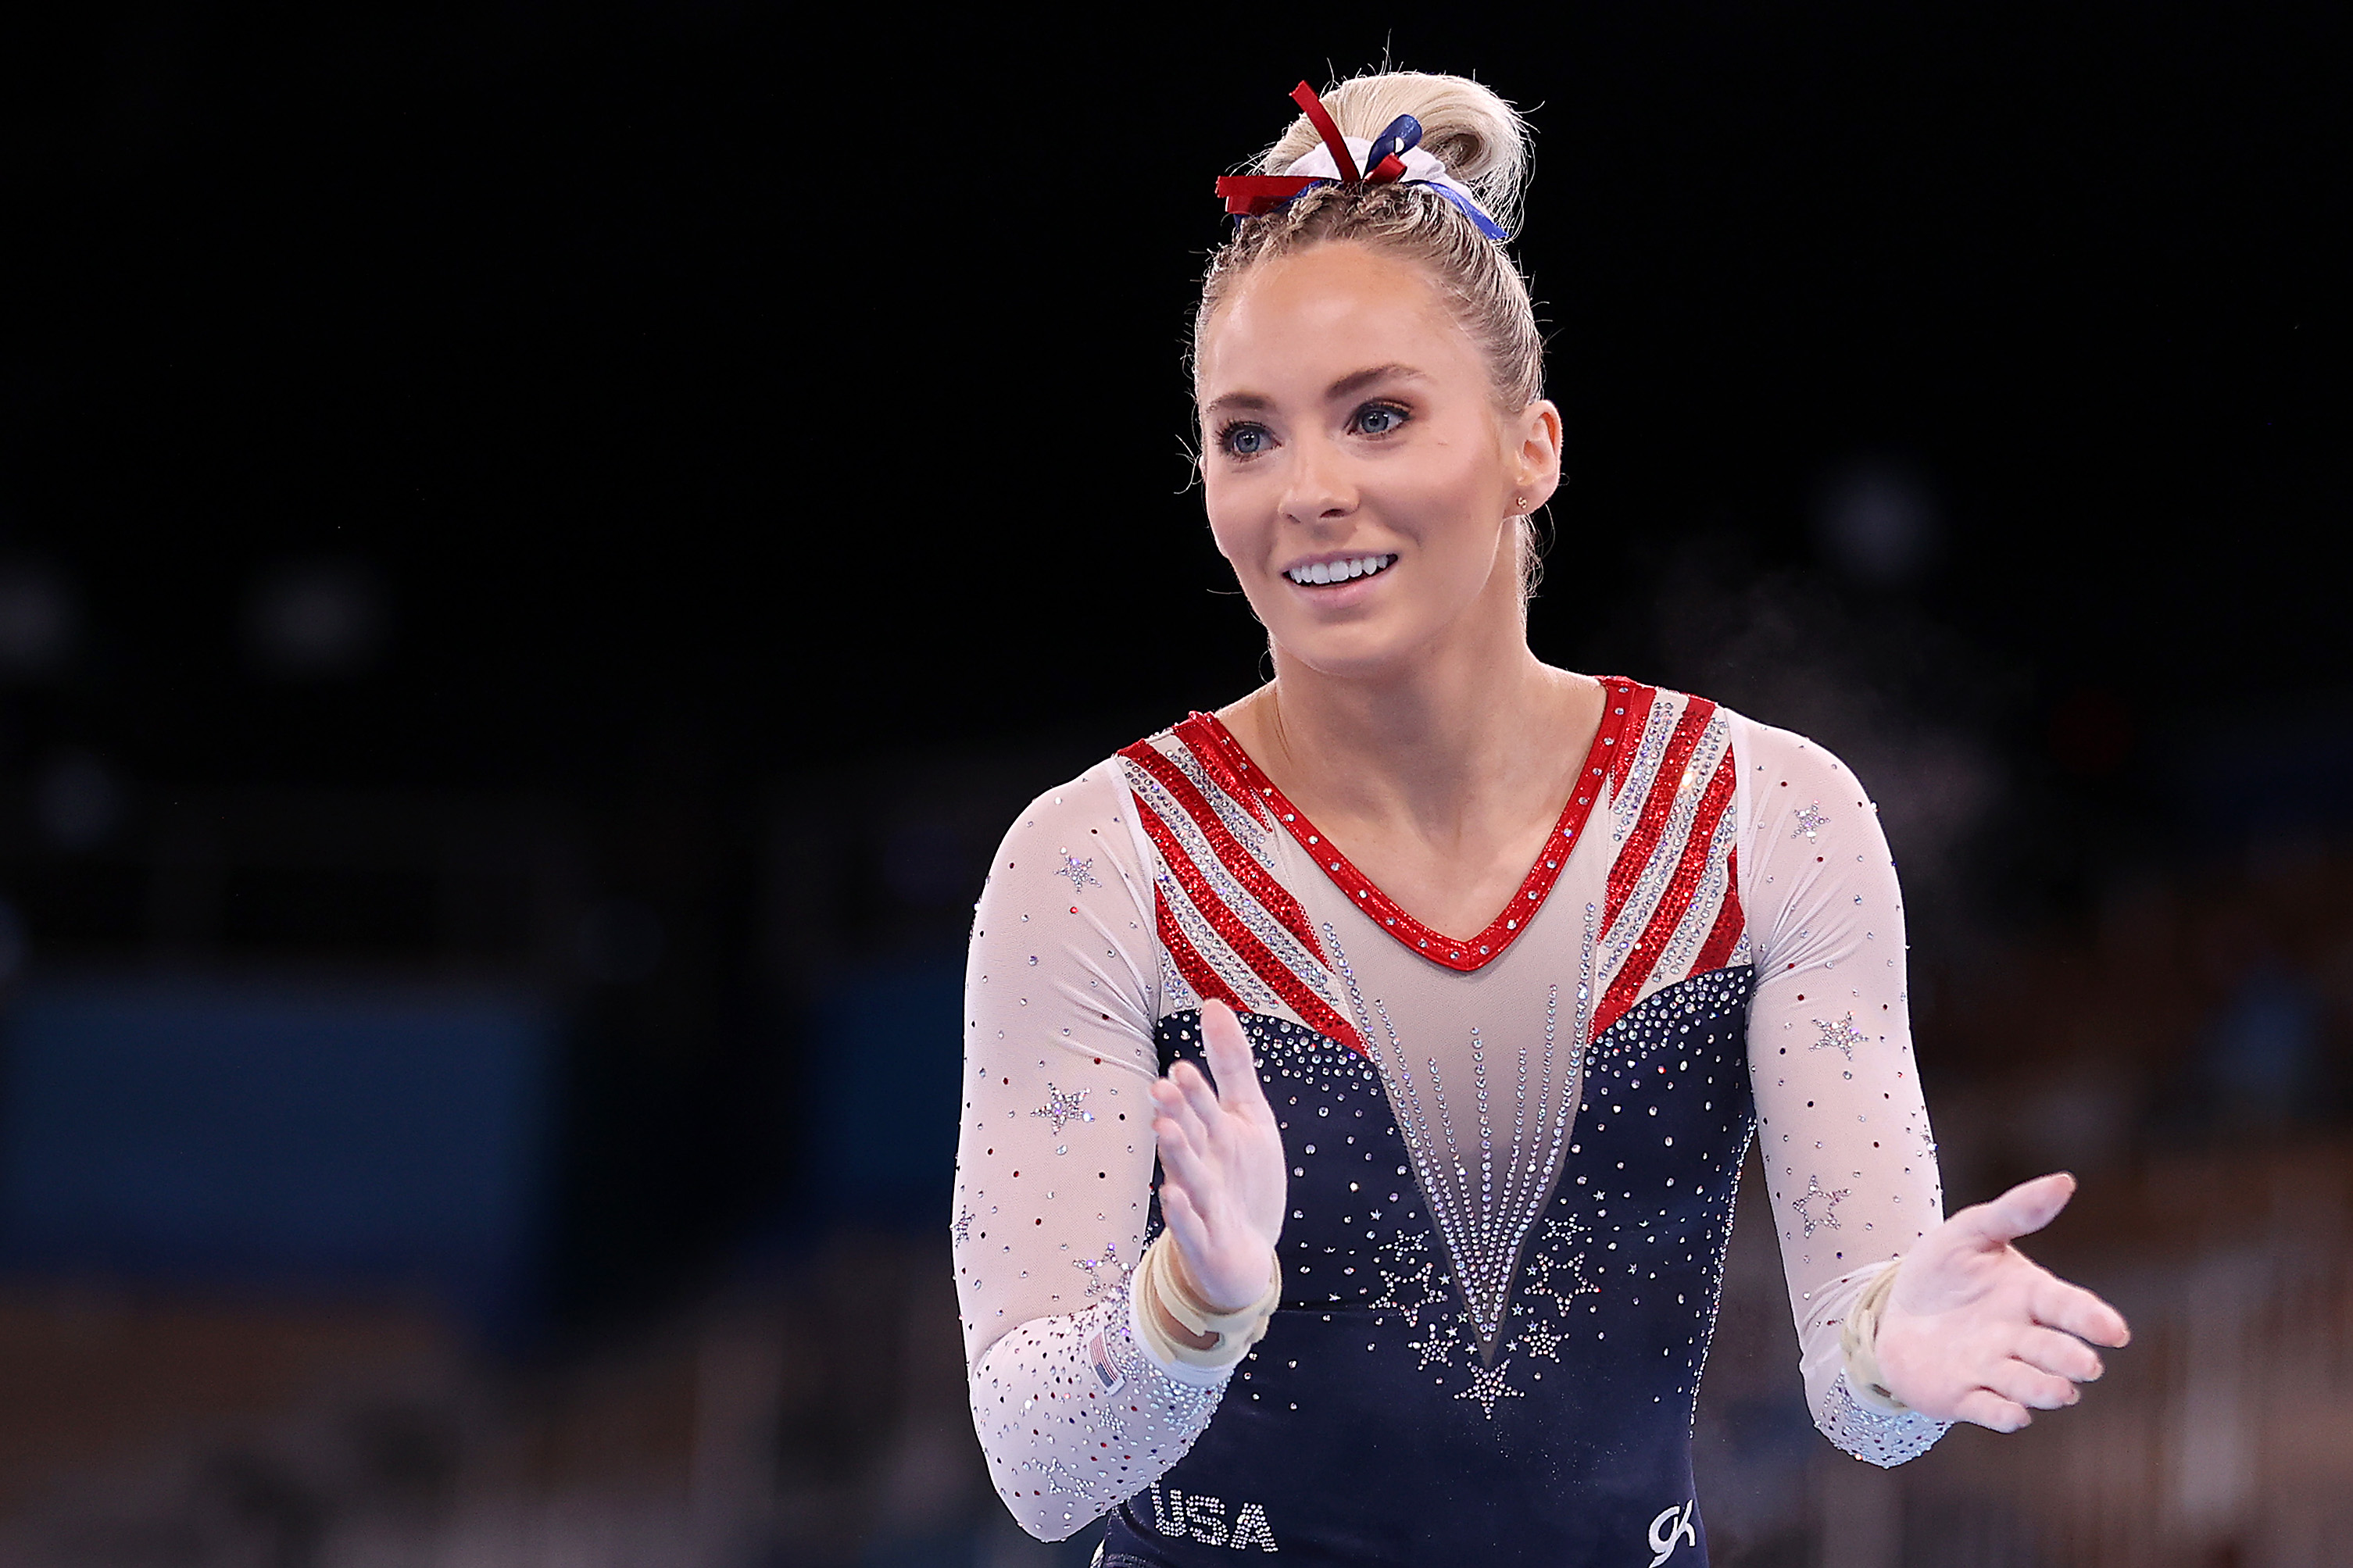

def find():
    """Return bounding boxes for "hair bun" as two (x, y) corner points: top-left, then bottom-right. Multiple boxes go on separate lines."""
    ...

(1257, 70), (1531, 237)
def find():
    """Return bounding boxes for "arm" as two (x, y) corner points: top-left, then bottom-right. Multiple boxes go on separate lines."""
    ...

(1736, 722), (2130, 1460)
(1736, 720), (1954, 1466)
(953, 763), (1237, 1540)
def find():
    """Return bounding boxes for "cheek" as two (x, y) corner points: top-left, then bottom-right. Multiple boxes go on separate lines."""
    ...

(1200, 475), (1261, 564)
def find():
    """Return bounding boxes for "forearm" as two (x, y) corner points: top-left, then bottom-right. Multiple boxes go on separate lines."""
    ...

(1738, 718), (1951, 1466)
(970, 1260), (1234, 1540)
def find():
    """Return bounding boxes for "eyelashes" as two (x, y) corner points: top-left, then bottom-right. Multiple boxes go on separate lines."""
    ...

(1215, 420), (1273, 458)
(1211, 402), (1414, 461)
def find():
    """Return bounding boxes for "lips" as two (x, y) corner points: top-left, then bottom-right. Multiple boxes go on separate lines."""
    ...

(1283, 553), (1397, 587)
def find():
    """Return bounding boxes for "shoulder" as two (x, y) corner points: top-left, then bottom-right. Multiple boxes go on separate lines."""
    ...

(987, 753), (1138, 871)
(972, 752), (1160, 962)
(1606, 677), (1866, 794)
(1717, 709), (1877, 827)
(981, 711), (1235, 893)
(988, 711), (1232, 848)
(1595, 680), (1880, 864)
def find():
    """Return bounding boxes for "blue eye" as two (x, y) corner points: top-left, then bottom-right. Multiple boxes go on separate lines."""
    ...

(1354, 403), (1407, 436)
(1219, 423), (1272, 458)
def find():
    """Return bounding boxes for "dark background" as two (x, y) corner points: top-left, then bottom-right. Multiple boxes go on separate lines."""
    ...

(0, 5), (2346, 1564)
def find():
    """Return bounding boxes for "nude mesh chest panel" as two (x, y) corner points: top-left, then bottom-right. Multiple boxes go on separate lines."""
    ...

(1148, 684), (1750, 1363)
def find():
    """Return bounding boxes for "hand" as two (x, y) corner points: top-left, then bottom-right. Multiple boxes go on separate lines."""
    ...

(1149, 1000), (1287, 1313)
(1875, 1171), (2132, 1431)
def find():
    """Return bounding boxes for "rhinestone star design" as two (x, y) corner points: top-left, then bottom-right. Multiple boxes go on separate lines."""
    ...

(1792, 1174), (1849, 1237)
(1518, 1320), (1565, 1362)
(1525, 1240), (1599, 1306)
(1371, 1259), (1441, 1327)
(1454, 1359), (1525, 1419)
(1793, 802), (1829, 841)
(1811, 1013), (1868, 1060)
(952, 1207), (974, 1245)
(1071, 1242), (1125, 1298)
(1407, 1323), (1457, 1369)
(1032, 1084), (1092, 1131)
(1542, 1215), (1589, 1248)
(1055, 855), (1100, 895)
(1017, 1455), (1085, 1491)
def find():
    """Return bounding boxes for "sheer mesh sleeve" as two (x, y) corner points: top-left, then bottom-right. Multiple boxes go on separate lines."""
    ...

(1736, 719), (1953, 1466)
(954, 762), (1232, 1539)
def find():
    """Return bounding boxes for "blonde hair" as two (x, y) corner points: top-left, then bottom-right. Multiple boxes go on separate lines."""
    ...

(1194, 70), (1550, 595)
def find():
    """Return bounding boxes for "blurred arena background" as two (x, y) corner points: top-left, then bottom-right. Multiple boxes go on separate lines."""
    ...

(0, 5), (2346, 1564)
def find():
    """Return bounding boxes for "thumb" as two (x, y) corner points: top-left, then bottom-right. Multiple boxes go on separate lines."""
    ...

(1954, 1171), (2076, 1248)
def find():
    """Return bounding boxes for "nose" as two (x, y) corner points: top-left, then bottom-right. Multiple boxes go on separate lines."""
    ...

(1279, 432), (1355, 527)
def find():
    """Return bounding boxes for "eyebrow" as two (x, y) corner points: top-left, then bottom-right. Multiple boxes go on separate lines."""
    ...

(1203, 363), (1431, 416)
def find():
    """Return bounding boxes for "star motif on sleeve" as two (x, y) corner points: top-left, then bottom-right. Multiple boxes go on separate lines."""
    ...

(1807, 1010), (1863, 1063)
(1017, 1455), (1085, 1491)
(1032, 1084), (1092, 1131)
(1071, 1242), (1125, 1298)
(1792, 1174), (1849, 1237)
(1454, 1359), (1525, 1418)
(1793, 802), (1829, 841)
(952, 1207), (974, 1245)
(1518, 1320), (1565, 1362)
(1811, 1013), (1868, 1059)
(1055, 854), (1101, 895)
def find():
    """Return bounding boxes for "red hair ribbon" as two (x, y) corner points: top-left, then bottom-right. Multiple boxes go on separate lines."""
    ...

(1288, 80), (1358, 182)
(1211, 80), (1366, 216)
(1214, 173), (1318, 216)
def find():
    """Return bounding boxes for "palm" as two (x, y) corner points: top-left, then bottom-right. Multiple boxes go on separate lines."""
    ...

(1149, 1000), (1288, 1311)
(1875, 1172), (2132, 1431)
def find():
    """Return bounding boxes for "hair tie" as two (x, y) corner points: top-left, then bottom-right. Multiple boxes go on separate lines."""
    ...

(1212, 82), (1510, 240)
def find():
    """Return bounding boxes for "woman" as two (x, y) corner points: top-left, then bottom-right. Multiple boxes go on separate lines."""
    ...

(953, 70), (2127, 1566)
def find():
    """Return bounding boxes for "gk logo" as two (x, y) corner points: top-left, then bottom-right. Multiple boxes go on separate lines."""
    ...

(1647, 1499), (1698, 1566)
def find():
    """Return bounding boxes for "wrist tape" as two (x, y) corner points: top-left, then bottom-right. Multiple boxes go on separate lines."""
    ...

(1132, 1234), (1282, 1371)
(1839, 1260), (1909, 1413)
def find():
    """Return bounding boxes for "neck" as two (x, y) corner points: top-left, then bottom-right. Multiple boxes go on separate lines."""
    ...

(1243, 597), (1569, 838)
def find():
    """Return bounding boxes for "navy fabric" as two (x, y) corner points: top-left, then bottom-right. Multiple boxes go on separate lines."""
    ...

(1102, 965), (1756, 1566)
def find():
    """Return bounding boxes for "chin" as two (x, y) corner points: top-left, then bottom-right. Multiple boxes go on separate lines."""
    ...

(1269, 622), (1432, 683)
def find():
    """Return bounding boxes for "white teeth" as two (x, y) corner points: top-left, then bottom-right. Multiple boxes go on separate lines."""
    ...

(1287, 554), (1396, 585)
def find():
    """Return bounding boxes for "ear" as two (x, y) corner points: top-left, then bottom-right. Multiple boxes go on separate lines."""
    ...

(1508, 399), (1564, 511)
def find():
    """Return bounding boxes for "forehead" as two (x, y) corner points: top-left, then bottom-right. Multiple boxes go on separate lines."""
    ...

(1196, 242), (1481, 398)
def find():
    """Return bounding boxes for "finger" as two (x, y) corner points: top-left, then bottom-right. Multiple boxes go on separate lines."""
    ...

(2030, 1275), (2131, 1348)
(1171, 1058), (1225, 1128)
(1951, 1388), (2032, 1434)
(1199, 1001), (1271, 1116)
(1150, 1084), (1206, 1166)
(2013, 1324), (2104, 1384)
(1160, 1180), (1212, 1264)
(1154, 1066), (1214, 1138)
(1983, 1355), (2079, 1412)
(1952, 1172), (2076, 1248)
(1153, 1114), (1203, 1184)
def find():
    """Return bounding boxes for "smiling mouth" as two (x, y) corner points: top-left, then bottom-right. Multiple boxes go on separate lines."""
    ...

(1284, 553), (1398, 587)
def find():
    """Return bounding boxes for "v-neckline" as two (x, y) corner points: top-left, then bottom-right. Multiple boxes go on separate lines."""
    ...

(1179, 677), (1644, 973)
